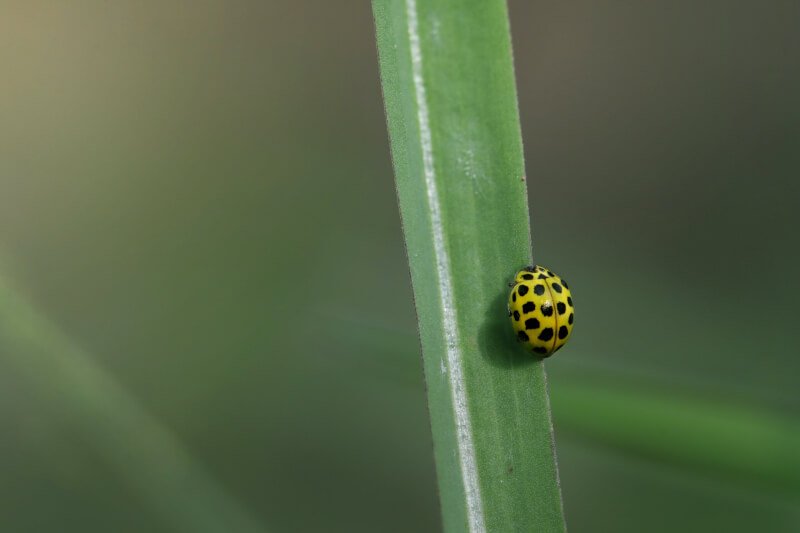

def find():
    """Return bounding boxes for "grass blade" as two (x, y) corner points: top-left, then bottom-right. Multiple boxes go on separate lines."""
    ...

(372, 1), (566, 531)
(552, 378), (800, 495)
(0, 271), (265, 533)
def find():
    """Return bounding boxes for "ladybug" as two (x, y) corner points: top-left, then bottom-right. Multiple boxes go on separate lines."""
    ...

(508, 265), (574, 357)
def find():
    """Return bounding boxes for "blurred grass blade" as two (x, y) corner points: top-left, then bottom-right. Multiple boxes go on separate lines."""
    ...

(0, 272), (265, 533)
(372, 1), (566, 531)
(552, 379), (800, 494)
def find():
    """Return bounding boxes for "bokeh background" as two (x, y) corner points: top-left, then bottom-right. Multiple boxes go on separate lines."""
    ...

(1, 1), (798, 532)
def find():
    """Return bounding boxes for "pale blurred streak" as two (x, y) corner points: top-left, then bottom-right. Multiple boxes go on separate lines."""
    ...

(0, 269), (266, 533)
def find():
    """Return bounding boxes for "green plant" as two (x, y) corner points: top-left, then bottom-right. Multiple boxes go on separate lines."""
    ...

(0, 272), (265, 533)
(372, 1), (566, 530)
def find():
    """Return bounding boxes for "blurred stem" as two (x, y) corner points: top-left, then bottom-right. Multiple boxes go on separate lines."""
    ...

(0, 273), (266, 533)
(551, 378), (800, 495)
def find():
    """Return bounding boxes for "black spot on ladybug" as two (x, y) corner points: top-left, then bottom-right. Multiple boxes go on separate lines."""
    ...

(547, 270), (555, 277)
(556, 302), (566, 315)
(513, 311), (520, 321)
(538, 328), (554, 341)
(525, 318), (540, 330)
(533, 347), (548, 355)
(568, 313), (574, 325)
(538, 274), (548, 279)
(522, 273), (534, 280)
(533, 284), (545, 296)
(551, 283), (563, 293)
(517, 285), (529, 297)
(512, 292), (516, 302)
(562, 279), (569, 289)
(558, 326), (569, 339)
(521, 302), (535, 314)
(517, 330), (529, 342)
(541, 302), (553, 316)
(567, 296), (573, 307)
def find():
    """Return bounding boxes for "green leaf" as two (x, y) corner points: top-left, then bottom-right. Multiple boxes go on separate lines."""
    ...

(551, 378), (800, 494)
(372, 1), (566, 531)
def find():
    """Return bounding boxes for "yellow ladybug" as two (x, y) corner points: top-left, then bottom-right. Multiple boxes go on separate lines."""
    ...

(508, 265), (574, 357)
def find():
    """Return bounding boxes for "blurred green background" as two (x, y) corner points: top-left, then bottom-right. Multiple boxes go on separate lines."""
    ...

(1, 1), (798, 532)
